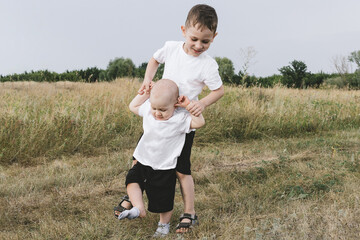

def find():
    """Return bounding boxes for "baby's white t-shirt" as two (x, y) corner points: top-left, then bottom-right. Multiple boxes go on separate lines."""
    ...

(153, 41), (223, 101)
(133, 100), (192, 170)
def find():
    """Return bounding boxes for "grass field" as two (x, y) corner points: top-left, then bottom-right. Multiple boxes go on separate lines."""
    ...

(1, 80), (360, 239)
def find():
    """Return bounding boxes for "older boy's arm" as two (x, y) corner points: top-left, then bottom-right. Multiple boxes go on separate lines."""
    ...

(138, 57), (160, 94)
(129, 92), (150, 115)
(187, 85), (224, 117)
(200, 85), (224, 107)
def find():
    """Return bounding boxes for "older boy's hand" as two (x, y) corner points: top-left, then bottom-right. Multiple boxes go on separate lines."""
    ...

(186, 100), (205, 117)
(138, 81), (154, 95)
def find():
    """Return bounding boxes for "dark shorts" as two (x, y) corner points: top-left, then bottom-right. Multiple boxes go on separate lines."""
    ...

(133, 131), (196, 175)
(125, 162), (176, 213)
(175, 131), (195, 175)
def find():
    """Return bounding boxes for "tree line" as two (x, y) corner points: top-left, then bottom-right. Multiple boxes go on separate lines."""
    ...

(216, 50), (360, 89)
(1, 50), (359, 89)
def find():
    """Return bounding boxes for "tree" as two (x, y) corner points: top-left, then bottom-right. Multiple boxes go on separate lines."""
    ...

(154, 64), (164, 81)
(78, 67), (102, 82)
(279, 60), (309, 88)
(106, 57), (136, 80)
(348, 50), (360, 70)
(332, 55), (351, 78)
(215, 57), (235, 84)
(135, 62), (148, 78)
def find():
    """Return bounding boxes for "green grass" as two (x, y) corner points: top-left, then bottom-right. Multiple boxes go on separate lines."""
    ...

(1, 80), (360, 239)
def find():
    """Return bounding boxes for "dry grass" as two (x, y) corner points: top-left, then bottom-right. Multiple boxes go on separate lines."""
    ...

(1, 80), (360, 165)
(1, 80), (360, 239)
(1, 130), (359, 239)
(0, 80), (142, 165)
(199, 86), (360, 142)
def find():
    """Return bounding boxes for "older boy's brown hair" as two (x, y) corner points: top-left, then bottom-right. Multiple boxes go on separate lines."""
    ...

(185, 4), (218, 34)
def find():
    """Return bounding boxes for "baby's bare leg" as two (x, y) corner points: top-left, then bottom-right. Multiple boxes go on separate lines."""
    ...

(118, 183), (146, 220)
(153, 210), (172, 237)
(159, 210), (172, 224)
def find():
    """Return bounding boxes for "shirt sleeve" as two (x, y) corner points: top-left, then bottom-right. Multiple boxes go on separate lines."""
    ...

(204, 58), (223, 91)
(138, 99), (150, 117)
(153, 41), (169, 64)
(177, 112), (192, 134)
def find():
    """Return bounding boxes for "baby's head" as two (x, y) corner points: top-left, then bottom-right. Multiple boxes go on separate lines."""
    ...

(185, 4), (218, 34)
(150, 79), (179, 121)
(181, 4), (218, 57)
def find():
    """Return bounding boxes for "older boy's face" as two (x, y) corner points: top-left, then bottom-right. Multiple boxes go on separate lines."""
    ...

(181, 24), (217, 57)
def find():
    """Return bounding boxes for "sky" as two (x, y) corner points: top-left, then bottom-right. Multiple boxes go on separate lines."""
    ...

(1, 0), (359, 77)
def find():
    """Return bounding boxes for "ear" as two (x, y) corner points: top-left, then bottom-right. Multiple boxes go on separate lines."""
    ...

(181, 25), (186, 37)
(211, 32), (218, 42)
(174, 97), (181, 107)
(174, 96), (182, 108)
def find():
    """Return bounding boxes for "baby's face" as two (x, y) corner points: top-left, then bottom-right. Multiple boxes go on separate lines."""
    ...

(150, 97), (176, 121)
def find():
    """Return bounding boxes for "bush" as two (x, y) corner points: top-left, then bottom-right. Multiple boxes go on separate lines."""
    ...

(106, 57), (136, 80)
(257, 75), (282, 88)
(0, 69), (107, 83)
(304, 72), (330, 88)
(323, 72), (360, 89)
(347, 71), (360, 89)
(323, 76), (346, 89)
(77, 67), (103, 82)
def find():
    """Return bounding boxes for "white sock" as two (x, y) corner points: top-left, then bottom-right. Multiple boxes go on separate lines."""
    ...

(153, 222), (170, 237)
(118, 207), (140, 220)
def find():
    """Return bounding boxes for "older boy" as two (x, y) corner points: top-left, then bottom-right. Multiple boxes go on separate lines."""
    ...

(138, 4), (224, 233)
(117, 79), (205, 237)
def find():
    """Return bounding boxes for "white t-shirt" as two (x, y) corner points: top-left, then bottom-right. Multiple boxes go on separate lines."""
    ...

(153, 41), (223, 101)
(133, 100), (192, 170)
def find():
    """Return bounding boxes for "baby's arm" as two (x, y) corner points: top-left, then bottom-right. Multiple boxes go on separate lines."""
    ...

(187, 85), (224, 117)
(189, 112), (205, 129)
(129, 92), (150, 115)
(138, 57), (160, 95)
(177, 96), (205, 129)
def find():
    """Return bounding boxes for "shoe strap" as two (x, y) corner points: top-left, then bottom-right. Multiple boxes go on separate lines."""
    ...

(179, 213), (197, 221)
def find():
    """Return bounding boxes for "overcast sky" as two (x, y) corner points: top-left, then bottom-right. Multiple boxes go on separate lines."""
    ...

(1, 0), (359, 77)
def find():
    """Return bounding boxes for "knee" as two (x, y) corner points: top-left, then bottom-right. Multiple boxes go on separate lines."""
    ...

(176, 172), (191, 181)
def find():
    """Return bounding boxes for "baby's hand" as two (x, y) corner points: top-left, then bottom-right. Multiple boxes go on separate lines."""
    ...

(175, 95), (191, 108)
(186, 100), (205, 117)
(138, 81), (154, 95)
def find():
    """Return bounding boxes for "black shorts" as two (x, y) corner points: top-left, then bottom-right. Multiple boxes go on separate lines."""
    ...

(133, 131), (196, 175)
(125, 162), (176, 213)
(175, 131), (195, 175)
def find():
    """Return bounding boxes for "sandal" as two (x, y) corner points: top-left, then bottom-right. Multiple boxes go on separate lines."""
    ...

(113, 195), (132, 218)
(175, 213), (199, 233)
